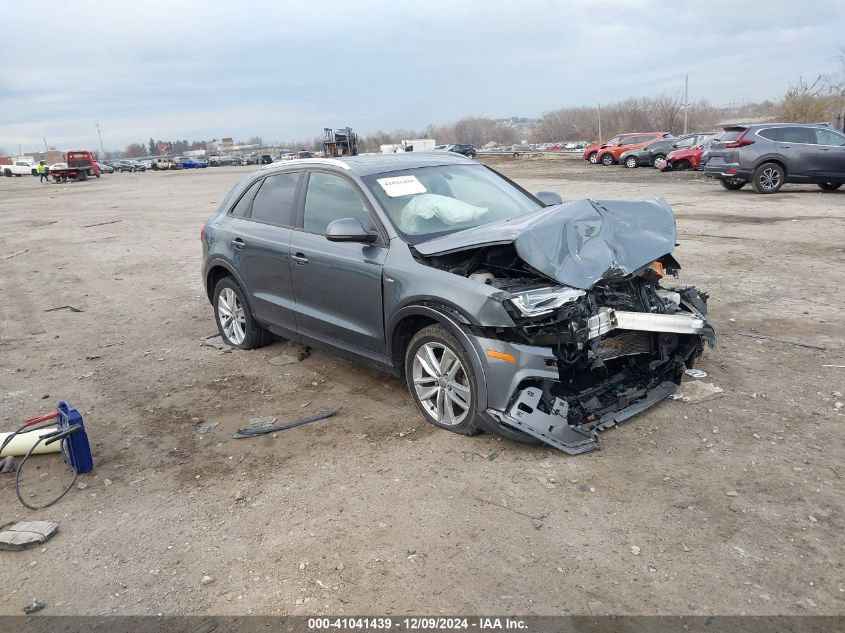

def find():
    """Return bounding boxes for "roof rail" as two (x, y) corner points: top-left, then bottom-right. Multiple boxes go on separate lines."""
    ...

(260, 157), (351, 171)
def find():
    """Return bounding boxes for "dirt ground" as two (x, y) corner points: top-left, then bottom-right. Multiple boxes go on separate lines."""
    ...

(0, 157), (843, 616)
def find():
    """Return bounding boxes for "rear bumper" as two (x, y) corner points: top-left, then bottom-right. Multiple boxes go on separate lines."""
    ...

(703, 164), (751, 180)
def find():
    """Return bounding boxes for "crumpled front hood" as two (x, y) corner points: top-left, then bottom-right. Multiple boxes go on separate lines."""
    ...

(414, 197), (677, 290)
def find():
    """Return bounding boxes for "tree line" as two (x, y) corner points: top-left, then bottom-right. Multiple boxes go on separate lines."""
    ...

(119, 69), (844, 158)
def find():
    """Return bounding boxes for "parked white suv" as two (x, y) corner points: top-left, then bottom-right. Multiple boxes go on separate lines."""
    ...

(2, 159), (38, 177)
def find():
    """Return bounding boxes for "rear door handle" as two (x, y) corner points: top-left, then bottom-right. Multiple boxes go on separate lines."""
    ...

(291, 253), (309, 265)
(231, 238), (246, 250)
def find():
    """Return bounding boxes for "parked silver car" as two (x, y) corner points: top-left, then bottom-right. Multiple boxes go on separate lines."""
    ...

(202, 154), (715, 454)
(703, 123), (845, 193)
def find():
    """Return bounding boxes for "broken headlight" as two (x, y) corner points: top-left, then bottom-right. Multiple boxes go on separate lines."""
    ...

(507, 286), (585, 317)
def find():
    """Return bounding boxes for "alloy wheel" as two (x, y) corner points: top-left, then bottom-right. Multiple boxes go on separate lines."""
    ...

(760, 167), (781, 191)
(412, 342), (470, 426)
(217, 287), (246, 345)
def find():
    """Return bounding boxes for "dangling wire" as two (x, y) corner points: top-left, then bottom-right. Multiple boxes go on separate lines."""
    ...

(1, 421), (79, 510)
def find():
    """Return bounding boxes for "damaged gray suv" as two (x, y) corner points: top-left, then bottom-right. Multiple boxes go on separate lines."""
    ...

(202, 153), (715, 454)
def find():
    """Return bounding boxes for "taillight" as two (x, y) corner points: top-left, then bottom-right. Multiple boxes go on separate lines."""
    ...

(200, 226), (206, 242)
(724, 129), (754, 148)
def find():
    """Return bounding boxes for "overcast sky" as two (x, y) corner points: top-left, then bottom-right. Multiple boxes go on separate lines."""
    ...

(1, 1), (843, 152)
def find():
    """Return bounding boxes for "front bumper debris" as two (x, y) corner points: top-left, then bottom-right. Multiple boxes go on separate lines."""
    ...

(488, 381), (678, 455)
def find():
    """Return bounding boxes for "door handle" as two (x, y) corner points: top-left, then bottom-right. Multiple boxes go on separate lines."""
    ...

(291, 253), (309, 265)
(231, 238), (246, 250)
(819, 148), (830, 151)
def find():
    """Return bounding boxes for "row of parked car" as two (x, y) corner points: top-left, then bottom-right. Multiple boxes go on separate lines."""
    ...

(582, 122), (845, 193)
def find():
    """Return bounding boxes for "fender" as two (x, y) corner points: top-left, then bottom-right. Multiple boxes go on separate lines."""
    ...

(203, 256), (259, 316)
(387, 303), (489, 413)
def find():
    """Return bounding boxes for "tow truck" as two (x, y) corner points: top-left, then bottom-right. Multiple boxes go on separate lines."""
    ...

(49, 150), (101, 182)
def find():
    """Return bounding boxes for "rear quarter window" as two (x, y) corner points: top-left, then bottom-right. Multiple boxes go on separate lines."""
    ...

(229, 179), (262, 218)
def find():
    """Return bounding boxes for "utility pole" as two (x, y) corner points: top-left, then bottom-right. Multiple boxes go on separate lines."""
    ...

(43, 137), (49, 152)
(683, 74), (689, 135)
(597, 103), (602, 141)
(97, 123), (106, 158)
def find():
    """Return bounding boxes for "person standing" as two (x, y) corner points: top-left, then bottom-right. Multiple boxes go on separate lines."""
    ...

(37, 161), (49, 183)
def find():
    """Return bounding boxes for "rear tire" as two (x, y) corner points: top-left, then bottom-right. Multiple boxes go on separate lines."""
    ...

(405, 325), (480, 436)
(752, 162), (784, 194)
(719, 179), (746, 190)
(212, 277), (273, 350)
(818, 182), (841, 192)
(600, 153), (615, 166)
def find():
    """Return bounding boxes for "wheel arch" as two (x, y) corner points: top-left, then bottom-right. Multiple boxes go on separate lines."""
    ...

(754, 155), (788, 177)
(387, 304), (489, 411)
(204, 258), (255, 313)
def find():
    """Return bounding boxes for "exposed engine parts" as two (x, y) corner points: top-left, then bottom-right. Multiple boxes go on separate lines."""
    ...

(417, 242), (715, 454)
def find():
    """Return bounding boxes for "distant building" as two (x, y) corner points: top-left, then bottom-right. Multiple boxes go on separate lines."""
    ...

(220, 138), (234, 151)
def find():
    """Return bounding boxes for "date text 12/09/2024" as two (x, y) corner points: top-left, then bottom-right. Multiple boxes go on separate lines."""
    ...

(308, 618), (528, 630)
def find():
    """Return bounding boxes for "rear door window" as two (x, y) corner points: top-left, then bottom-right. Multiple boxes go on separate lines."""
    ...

(249, 172), (301, 226)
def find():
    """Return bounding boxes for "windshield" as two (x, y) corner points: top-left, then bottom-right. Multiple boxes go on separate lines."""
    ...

(363, 164), (544, 243)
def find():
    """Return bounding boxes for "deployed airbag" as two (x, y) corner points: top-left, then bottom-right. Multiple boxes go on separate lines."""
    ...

(397, 194), (489, 234)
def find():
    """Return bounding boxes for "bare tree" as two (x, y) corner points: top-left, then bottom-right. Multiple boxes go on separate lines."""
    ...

(777, 75), (841, 122)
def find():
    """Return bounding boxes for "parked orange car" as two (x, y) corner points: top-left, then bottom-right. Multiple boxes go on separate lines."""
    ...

(583, 134), (640, 164)
(596, 132), (672, 166)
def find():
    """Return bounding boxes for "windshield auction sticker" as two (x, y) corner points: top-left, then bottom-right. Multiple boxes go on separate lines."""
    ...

(376, 175), (427, 197)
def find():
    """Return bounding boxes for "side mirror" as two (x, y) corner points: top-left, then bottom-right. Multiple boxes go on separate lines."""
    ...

(536, 191), (563, 206)
(325, 218), (378, 243)
(671, 144), (678, 149)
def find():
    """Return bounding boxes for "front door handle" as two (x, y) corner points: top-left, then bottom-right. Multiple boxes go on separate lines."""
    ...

(291, 253), (309, 265)
(231, 238), (246, 250)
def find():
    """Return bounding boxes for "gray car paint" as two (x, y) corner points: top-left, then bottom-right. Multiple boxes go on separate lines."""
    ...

(703, 122), (845, 184)
(414, 197), (676, 290)
(203, 154), (711, 453)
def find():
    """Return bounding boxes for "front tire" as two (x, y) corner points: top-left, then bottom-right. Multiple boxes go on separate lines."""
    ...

(588, 152), (598, 164)
(405, 325), (479, 436)
(652, 154), (666, 169)
(624, 156), (638, 168)
(818, 182), (841, 192)
(600, 153), (615, 166)
(752, 162), (785, 194)
(212, 277), (273, 349)
(719, 178), (746, 190)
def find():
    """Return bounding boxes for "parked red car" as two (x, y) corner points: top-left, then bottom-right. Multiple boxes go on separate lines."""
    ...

(659, 134), (717, 171)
